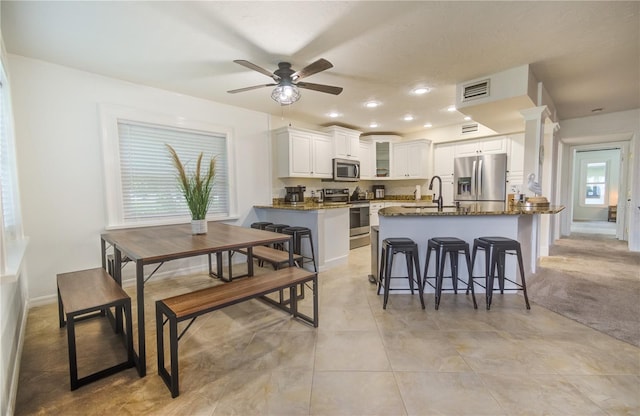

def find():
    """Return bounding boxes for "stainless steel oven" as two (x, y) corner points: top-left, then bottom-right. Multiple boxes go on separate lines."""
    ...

(349, 202), (370, 249)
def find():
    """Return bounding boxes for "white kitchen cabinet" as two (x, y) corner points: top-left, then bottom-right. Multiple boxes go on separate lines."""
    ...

(359, 140), (374, 179)
(392, 139), (429, 179)
(507, 133), (525, 187)
(274, 127), (333, 178)
(363, 136), (398, 179)
(433, 142), (456, 177)
(324, 126), (362, 160)
(455, 136), (507, 157)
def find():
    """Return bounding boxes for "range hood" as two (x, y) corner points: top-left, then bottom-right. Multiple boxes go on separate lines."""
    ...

(456, 65), (538, 133)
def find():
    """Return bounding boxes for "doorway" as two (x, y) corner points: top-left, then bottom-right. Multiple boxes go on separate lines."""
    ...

(570, 148), (621, 236)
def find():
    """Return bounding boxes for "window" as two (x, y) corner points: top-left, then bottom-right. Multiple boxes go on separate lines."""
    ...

(1, 55), (25, 277)
(581, 160), (608, 206)
(100, 105), (236, 228)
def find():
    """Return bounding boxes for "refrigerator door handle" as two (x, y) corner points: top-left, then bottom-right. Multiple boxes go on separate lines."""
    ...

(478, 159), (483, 197)
(471, 159), (477, 199)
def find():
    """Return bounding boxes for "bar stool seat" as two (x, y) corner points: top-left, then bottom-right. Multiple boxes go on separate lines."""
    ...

(468, 236), (530, 310)
(251, 221), (273, 230)
(282, 226), (317, 272)
(423, 237), (477, 310)
(264, 224), (290, 250)
(377, 238), (425, 310)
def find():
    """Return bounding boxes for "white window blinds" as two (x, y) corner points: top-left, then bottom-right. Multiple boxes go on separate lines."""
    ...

(117, 120), (229, 222)
(0, 66), (20, 241)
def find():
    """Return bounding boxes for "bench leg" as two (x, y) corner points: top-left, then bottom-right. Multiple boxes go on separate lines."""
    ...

(66, 314), (80, 390)
(156, 301), (180, 398)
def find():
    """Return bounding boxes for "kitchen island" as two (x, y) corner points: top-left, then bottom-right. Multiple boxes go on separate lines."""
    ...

(377, 202), (564, 293)
(253, 202), (350, 271)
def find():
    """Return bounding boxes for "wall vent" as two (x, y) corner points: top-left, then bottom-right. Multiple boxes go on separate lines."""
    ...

(461, 124), (479, 134)
(462, 79), (490, 102)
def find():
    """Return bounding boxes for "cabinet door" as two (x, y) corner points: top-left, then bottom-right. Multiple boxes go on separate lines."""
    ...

(480, 137), (507, 154)
(375, 141), (391, 178)
(440, 174), (455, 205)
(393, 140), (428, 178)
(289, 132), (313, 176)
(312, 135), (333, 177)
(334, 132), (360, 159)
(507, 133), (525, 173)
(359, 141), (373, 179)
(433, 143), (455, 176)
(454, 141), (480, 157)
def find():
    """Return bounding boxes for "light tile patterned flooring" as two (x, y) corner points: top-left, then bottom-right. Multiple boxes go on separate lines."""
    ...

(15, 246), (640, 415)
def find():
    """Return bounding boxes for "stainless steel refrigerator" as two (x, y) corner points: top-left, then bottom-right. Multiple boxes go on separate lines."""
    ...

(454, 153), (507, 207)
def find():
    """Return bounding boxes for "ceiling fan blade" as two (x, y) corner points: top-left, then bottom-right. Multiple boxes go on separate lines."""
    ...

(233, 60), (279, 80)
(227, 83), (276, 94)
(296, 81), (343, 95)
(292, 58), (333, 80)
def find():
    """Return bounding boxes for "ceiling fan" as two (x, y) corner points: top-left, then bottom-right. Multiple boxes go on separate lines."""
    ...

(227, 58), (343, 105)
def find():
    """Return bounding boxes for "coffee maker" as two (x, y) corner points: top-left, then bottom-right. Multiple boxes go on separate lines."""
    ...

(373, 185), (385, 199)
(284, 186), (306, 204)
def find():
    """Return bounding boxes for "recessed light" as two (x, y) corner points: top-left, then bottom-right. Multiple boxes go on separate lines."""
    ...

(369, 122), (379, 128)
(365, 101), (380, 108)
(412, 87), (430, 95)
(423, 123), (433, 128)
(328, 111), (341, 118)
(464, 116), (472, 121)
(447, 105), (456, 112)
(403, 115), (414, 121)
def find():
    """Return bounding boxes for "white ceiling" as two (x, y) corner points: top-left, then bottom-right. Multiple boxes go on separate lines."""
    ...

(2, 1), (638, 135)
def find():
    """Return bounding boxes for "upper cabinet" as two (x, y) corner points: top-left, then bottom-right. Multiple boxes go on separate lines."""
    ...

(323, 126), (362, 160)
(455, 136), (507, 157)
(392, 139), (429, 179)
(433, 142), (456, 177)
(506, 133), (525, 186)
(274, 127), (333, 178)
(359, 141), (374, 179)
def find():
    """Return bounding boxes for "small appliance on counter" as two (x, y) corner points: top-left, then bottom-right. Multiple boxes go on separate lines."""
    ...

(284, 186), (306, 204)
(322, 188), (349, 204)
(373, 185), (385, 199)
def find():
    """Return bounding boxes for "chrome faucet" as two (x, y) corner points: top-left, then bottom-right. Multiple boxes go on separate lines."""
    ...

(429, 175), (443, 211)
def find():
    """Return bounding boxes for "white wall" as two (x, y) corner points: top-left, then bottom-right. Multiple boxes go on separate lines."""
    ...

(9, 54), (274, 301)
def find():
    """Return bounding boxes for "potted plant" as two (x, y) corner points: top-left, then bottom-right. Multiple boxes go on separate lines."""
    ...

(166, 144), (216, 235)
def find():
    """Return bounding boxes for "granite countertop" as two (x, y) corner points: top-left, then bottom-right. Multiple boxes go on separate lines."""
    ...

(254, 202), (350, 211)
(379, 203), (565, 217)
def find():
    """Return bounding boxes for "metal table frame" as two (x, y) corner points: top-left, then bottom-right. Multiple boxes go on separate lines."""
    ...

(100, 221), (292, 377)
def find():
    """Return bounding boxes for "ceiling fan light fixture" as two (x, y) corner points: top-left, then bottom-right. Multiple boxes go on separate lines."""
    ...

(271, 85), (301, 105)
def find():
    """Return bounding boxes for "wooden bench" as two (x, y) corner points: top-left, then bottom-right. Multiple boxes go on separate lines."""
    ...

(155, 267), (318, 397)
(57, 268), (135, 390)
(236, 246), (304, 270)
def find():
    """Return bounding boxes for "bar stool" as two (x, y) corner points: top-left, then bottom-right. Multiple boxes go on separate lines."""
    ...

(282, 226), (317, 272)
(468, 236), (530, 310)
(264, 224), (290, 250)
(251, 221), (273, 230)
(423, 237), (477, 310)
(377, 238), (425, 310)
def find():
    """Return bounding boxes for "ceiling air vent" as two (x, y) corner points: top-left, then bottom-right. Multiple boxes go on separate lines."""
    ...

(461, 124), (479, 134)
(462, 79), (490, 102)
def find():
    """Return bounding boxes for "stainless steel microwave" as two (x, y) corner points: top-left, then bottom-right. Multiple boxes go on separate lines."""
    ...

(332, 158), (360, 182)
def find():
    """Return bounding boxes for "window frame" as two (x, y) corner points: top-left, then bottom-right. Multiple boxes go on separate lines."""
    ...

(579, 159), (609, 208)
(99, 104), (238, 229)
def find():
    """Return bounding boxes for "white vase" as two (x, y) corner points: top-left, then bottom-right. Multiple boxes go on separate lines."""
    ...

(191, 219), (207, 235)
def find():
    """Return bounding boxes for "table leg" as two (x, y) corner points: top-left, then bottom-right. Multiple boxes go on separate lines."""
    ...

(136, 259), (146, 377)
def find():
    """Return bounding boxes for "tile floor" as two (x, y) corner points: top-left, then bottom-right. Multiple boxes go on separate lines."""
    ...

(14, 246), (640, 415)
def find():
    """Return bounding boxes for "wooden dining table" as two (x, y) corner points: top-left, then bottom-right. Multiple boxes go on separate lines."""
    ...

(100, 221), (293, 377)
